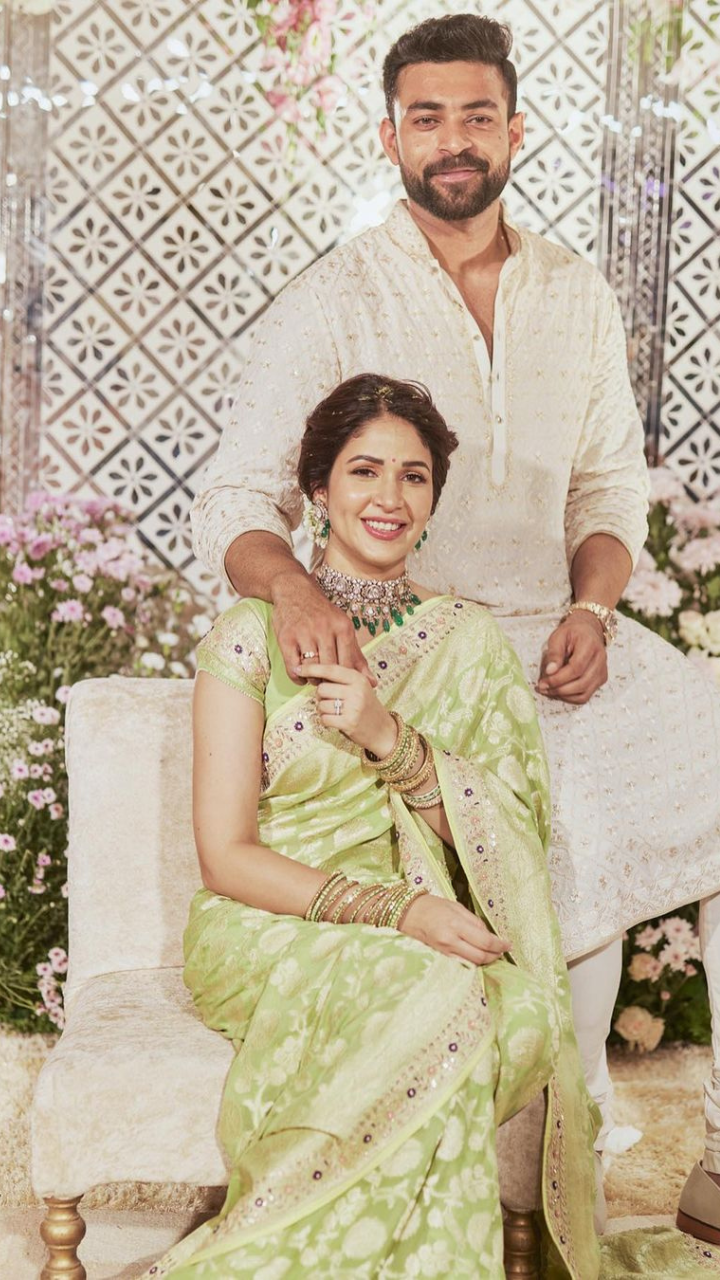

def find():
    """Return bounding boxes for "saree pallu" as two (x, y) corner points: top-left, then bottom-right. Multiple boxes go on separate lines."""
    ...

(142, 595), (600, 1279)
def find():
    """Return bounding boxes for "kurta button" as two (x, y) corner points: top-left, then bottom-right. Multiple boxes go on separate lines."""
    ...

(495, 414), (502, 423)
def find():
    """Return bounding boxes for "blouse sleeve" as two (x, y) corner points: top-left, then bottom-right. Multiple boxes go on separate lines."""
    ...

(195, 600), (271, 704)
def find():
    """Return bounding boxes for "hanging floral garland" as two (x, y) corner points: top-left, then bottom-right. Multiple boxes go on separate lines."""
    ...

(245, 0), (377, 129)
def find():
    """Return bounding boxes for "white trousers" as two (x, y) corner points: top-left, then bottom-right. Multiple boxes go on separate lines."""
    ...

(568, 890), (720, 1170)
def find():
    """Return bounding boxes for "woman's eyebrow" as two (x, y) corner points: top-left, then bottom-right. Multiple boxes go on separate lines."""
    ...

(347, 454), (429, 470)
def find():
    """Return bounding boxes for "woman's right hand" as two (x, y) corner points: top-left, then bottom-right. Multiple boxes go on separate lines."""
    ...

(400, 894), (511, 966)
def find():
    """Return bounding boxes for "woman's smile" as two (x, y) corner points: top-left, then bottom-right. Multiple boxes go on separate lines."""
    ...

(361, 517), (407, 540)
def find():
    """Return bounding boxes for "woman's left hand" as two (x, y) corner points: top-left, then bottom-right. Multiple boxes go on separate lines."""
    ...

(297, 662), (397, 757)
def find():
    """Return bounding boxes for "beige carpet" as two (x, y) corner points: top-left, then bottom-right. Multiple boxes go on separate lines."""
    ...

(0, 1030), (709, 1276)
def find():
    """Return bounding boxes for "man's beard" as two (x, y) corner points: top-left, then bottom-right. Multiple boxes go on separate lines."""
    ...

(399, 150), (511, 221)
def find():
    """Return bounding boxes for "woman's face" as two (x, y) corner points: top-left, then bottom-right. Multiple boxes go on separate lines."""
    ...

(315, 413), (434, 579)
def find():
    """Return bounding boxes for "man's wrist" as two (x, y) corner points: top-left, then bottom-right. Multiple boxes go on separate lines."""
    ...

(270, 565), (316, 606)
(564, 600), (618, 645)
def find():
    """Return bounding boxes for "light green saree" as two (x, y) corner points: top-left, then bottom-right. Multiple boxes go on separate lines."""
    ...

(142, 595), (718, 1279)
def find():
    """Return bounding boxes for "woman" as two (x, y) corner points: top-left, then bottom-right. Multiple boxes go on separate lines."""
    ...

(144, 374), (600, 1279)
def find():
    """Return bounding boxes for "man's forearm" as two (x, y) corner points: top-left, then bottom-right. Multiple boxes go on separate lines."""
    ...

(225, 531), (312, 603)
(570, 532), (633, 609)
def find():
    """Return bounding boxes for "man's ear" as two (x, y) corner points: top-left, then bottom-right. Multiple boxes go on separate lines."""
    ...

(379, 116), (400, 166)
(508, 111), (525, 160)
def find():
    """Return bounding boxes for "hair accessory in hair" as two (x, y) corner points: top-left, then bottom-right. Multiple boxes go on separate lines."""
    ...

(303, 496), (330, 548)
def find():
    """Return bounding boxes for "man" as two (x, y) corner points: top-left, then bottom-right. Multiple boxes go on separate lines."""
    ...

(192, 14), (720, 1238)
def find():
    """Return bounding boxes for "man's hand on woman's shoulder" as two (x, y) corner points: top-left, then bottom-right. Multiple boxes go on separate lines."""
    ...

(273, 573), (375, 685)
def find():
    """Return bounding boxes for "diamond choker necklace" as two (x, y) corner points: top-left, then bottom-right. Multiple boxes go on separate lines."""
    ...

(315, 563), (421, 636)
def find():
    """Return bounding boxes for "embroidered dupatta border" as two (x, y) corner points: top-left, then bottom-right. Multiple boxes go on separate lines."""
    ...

(434, 750), (593, 1280)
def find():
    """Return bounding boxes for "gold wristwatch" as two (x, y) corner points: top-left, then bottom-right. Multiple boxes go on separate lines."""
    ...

(565, 601), (618, 646)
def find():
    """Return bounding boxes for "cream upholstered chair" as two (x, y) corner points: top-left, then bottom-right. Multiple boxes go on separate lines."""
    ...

(31, 676), (545, 1280)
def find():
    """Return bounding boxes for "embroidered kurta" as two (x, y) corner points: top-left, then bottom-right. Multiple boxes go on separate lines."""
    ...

(191, 201), (720, 958)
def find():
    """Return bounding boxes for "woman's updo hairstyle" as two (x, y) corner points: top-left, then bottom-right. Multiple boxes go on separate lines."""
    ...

(298, 373), (459, 514)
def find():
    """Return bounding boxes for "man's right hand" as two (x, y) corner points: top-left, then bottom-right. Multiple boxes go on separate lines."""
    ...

(273, 573), (375, 684)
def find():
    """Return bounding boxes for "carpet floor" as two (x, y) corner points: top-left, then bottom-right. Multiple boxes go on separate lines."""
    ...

(0, 1031), (710, 1276)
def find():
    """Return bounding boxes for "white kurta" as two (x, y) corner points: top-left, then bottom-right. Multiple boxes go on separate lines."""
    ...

(192, 201), (720, 959)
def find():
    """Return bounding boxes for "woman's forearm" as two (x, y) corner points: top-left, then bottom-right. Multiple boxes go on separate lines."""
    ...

(200, 840), (328, 916)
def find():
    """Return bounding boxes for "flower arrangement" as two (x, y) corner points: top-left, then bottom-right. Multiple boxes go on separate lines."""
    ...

(246, 0), (376, 129)
(612, 467), (720, 1049)
(0, 492), (208, 1032)
(620, 466), (720, 686)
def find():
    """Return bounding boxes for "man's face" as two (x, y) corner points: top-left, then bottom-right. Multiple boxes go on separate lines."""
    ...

(380, 61), (524, 222)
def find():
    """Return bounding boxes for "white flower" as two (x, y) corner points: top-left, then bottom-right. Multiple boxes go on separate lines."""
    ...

(140, 652), (165, 670)
(622, 564), (682, 618)
(678, 611), (709, 648)
(189, 613), (213, 639)
(170, 661), (189, 677)
(705, 611), (720, 653)
(156, 631), (178, 647)
(649, 466), (685, 504)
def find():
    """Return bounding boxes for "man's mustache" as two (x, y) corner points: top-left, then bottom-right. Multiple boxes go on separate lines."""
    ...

(424, 155), (490, 178)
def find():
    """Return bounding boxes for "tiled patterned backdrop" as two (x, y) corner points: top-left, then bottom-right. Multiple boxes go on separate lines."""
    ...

(1, 0), (717, 599)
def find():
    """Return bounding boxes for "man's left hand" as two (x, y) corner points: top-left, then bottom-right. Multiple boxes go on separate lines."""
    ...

(536, 612), (608, 704)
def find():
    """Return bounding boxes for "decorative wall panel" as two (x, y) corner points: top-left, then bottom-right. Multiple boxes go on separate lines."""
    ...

(662, 0), (720, 497)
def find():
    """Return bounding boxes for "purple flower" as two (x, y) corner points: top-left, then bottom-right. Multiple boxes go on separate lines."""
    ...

(55, 686), (71, 704)
(72, 573), (94, 594)
(0, 834), (16, 852)
(48, 947), (68, 974)
(11, 760), (29, 780)
(27, 534), (54, 560)
(37, 853), (52, 867)
(32, 706), (60, 726)
(28, 790), (46, 810)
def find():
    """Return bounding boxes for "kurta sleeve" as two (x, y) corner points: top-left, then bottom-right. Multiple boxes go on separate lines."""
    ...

(564, 278), (650, 569)
(190, 275), (342, 587)
(196, 600), (271, 703)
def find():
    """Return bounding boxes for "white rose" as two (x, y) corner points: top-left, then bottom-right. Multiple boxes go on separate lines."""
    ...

(140, 652), (165, 670)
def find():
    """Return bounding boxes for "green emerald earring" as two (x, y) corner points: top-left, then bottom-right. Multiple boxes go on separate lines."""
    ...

(414, 527), (429, 553)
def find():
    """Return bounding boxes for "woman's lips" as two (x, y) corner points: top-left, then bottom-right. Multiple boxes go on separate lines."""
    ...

(361, 519), (407, 541)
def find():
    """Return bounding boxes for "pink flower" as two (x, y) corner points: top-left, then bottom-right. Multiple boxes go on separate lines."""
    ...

(310, 73), (343, 113)
(0, 834), (16, 852)
(11, 760), (29, 780)
(634, 924), (663, 950)
(649, 467), (686, 505)
(101, 605), (125, 629)
(42, 788), (56, 804)
(614, 1005), (665, 1051)
(28, 742), (44, 757)
(28, 790), (46, 810)
(51, 599), (84, 623)
(37, 853), (52, 867)
(0, 515), (17, 545)
(72, 573), (94, 594)
(685, 963), (698, 976)
(36, 962), (53, 977)
(29, 764), (43, 779)
(662, 916), (696, 944)
(55, 685), (71, 704)
(27, 534), (54, 560)
(0, 885), (5, 900)
(50, 578), (69, 593)
(28, 881), (46, 894)
(46, 1005), (65, 1029)
(661, 989), (671, 1000)
(672, 534), (720, 576)
(48, 947), (68, 974)
(12, 561), (34, 585)
(49, 804), (64, 820)
(659, 941), (689, 972)
(61, 882), (69, 898)
(672, 499), (720, 535)
(32, 706), (61, 726)
(121, 586), (136, 603)
(622, 561), (683, 618)
(41, 739), (55, 754)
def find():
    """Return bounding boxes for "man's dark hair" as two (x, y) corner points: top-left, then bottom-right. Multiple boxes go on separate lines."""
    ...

(382, 14), (517, 122)
(298, 373), (459, 514)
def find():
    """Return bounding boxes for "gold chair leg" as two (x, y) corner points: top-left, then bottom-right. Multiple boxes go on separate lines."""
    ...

(40, 1196), (87, 1280)
(503, 1208), (540, 1279)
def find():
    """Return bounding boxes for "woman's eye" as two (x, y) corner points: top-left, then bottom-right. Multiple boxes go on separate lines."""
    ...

(351, 467), (376, 477)
(404, 472), (427, 484)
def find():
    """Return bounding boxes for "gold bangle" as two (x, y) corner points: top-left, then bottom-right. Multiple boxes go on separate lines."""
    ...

(394, 888), (429, 930)
(364, 711), (405, 768)
(329, 882), (364, 923)
(376, 726), (418, 783)
(305, 871), (345, 922)
(390, 736), (435, 794)
(386, 886), (420, 929)
(405, 782), (442, 811)
(348, 884), (385, 924)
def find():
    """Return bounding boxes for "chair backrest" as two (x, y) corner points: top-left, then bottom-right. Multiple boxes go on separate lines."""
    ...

(64, 676), (199, 1002)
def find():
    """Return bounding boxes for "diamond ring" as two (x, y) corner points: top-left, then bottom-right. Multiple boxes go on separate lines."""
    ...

(302, 650), (317, 659)
(333, 698), (343, 716)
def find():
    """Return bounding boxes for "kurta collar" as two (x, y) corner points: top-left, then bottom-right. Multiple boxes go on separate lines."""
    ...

(383, 198), (525, 271)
